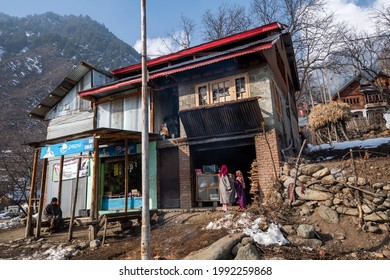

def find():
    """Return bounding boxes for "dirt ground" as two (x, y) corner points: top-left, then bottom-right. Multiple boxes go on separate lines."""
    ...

(0, 141), (389, 260)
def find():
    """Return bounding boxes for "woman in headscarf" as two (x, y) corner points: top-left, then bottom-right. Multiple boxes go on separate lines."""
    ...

(218, 164), (235, 212)
(234, 170), (247, 211)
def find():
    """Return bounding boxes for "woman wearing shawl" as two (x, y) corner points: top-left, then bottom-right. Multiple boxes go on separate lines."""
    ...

(218, 164), (235, 212)
(234, 170), (247, 210)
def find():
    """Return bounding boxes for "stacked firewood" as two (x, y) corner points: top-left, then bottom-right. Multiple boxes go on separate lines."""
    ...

(248, 159), (260, 195)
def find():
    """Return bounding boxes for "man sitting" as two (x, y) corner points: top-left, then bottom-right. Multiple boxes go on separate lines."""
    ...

(43, 197), (63, 234)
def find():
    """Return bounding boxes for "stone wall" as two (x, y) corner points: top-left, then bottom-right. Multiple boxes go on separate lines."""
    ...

(281, 162), (390, 224)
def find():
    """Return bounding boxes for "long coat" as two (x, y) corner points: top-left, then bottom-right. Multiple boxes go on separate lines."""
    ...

(218, 175), (235, 204)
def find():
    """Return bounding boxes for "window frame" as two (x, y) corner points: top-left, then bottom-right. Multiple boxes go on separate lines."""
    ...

(195, 73), (250, 106)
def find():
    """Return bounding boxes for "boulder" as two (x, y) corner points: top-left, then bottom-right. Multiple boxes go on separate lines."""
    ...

(361, 204), (375, 214)
(234, 244), (261, 260)
(301, 164), (324, 176)
(298, 175), (313, 184)
(372, 183), (384, 190)
(322, 174), (336, 184)
(297, 224), (315, 238)
(312, 168), (330, 179)
(184, 233), (244, 260)
(89, 239), (101, 249)
(295, 187), (333, 201)
(288, 236), (322, 251)
(317, 205), (339, 224)
(336, 206), (359, 216)
(283, 176), (295, 188)
(364, 212), (390, 222)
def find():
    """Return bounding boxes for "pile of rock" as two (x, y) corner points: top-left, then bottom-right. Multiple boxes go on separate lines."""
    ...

(281, 162), (390, 224)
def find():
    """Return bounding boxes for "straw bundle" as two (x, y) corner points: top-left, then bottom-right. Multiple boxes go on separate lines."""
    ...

(308, 102), (351, 130)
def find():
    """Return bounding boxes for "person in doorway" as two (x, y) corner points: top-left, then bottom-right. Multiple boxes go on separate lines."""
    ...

(218, 165), (235, 212)
(43, 197), (63, 234)
(234, 170), (247, 211)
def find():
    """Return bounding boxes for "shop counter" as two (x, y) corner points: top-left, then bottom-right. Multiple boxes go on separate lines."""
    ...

(102, 197), (142, 210)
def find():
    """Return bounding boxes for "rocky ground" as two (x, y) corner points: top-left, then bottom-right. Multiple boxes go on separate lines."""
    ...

(0, 138), (390, 260)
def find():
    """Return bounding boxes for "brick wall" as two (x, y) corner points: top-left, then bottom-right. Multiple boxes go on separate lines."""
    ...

(254, 129), (281, 200)
(178, 143), (192, 208)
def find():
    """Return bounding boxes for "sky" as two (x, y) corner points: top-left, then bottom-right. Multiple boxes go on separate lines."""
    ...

(1, 0), (390, 57)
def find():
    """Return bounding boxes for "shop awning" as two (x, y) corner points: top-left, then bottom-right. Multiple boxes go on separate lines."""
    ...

(26, 127), (159, 149)
(178, 97), (264, 140)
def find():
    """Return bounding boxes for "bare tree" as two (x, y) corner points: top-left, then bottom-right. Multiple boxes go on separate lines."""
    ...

(201, 3), (252, 41)
(251, 0), (345, 102)
(163, 14), (196, 52)
(0, 128), (44, 213)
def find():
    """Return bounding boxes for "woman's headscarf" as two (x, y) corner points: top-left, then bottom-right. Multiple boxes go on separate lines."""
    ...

(219, 165), (228, 177)
(235, 170), (245, 188)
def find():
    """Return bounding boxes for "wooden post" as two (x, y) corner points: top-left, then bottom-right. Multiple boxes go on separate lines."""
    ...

(57, 156), (64, 206)
(68, 153), (82, 241)
(35, 158), (48, 238)
(25, 149), (39, 237)
(89, 137), (99, 241)
(141, 0), (151, 260)
(124, 139), (129, 213)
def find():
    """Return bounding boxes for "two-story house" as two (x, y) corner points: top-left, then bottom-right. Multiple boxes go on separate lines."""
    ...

(26, 22), (300, 239)
(333, 74), (390, 124)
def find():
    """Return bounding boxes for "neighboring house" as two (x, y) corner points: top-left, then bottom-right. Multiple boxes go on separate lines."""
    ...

(332, 74), (390, 123)
(26, 22), (300, 239)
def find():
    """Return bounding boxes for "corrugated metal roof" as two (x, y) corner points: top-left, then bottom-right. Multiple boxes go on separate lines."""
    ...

(178, 97), (264, 140)
(79, 36), (279, 101)
(29, 61), (112, 119)
(27, 127), (159, 148)
(111, 22), (285, 76)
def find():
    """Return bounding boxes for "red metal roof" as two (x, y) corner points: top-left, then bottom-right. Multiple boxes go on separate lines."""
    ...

(111, 22), (284, 76)
(79, 40), (275, 99)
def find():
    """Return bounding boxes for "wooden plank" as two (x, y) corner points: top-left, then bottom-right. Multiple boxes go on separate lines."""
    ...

(68, 153), (82, 241)
(124, 139), (129, 213)
(89, 137), (99, 241)
(57, 156), (64, 206)
(25, 149), (39, 237)
(35, 158), (48, 238)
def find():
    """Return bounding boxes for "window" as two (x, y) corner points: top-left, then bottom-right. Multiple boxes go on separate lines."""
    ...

(235, 77), (246, 99)
(198, 85), (208, 105)
(195, 74), (249, 106)
(212, 80), (230, 103)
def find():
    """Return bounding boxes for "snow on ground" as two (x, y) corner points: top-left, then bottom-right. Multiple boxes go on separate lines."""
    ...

(307, 137), (390, 152)
(0, 216), (21, 229)
(20, 244), (79, 260)
(205, 212), (289, 246)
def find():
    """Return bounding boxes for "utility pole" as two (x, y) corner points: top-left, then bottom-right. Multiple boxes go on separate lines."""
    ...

(140, 0), (150, 260)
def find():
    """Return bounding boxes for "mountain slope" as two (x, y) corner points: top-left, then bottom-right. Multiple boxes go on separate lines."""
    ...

(0, 12), (140, 140)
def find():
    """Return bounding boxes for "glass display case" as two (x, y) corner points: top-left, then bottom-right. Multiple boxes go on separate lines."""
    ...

(196, 174), (219, 203)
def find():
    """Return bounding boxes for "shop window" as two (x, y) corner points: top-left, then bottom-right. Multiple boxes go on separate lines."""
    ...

(103, 157), (141, 199)
(195, 74), (249, 106)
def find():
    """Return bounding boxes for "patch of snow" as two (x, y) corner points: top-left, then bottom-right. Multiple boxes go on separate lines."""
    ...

(19, 47), (29, 54)
(0, 216), (21, 229)
(205, 213), (289, 247)
(21, 244), (79, 260)
(25, 31), (34, 37)
(307, 137), (390, 152)
(12, 79), (20, 86)
(25, 56), (42, 74)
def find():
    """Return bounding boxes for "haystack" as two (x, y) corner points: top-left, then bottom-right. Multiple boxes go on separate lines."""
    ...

(308, 102), (351, 130)
(308, 102), (351, 143)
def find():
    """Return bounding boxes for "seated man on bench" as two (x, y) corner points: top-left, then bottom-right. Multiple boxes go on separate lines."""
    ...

(43, 197), (64, 234)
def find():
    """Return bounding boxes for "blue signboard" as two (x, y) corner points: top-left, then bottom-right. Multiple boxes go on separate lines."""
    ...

(40, 137), (94, 159)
